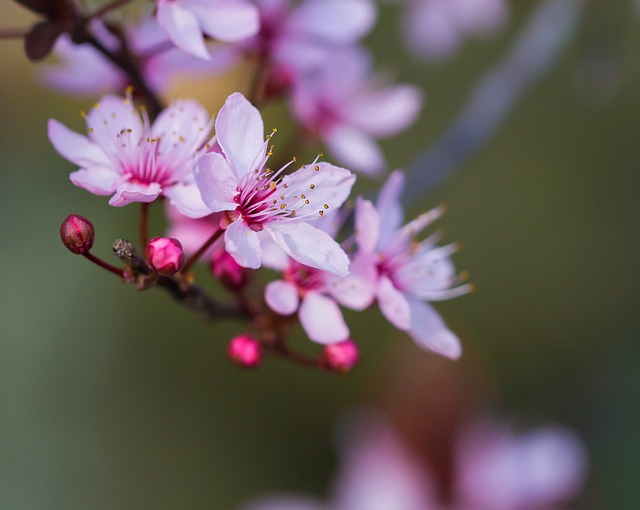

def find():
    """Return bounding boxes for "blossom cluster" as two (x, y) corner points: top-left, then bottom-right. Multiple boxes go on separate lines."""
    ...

(38, 0), (475, 370)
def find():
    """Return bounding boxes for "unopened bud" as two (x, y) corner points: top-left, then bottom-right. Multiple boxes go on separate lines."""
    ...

(322, 340), (359, 373)
(60, 214), (94, 254)
(145, 237), (184, 276)
(228, 335), (262, 368)
(211, 248), (248, 290)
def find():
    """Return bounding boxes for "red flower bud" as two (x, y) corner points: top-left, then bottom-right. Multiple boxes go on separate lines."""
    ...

(228, 335), (262, 369)
(145, 237), (184, 276)
(321, 340), (359, 373)
(60, 214), (94, 254)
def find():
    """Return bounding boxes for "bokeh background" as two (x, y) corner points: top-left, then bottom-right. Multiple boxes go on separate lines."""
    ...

(1, 0), (638, 508)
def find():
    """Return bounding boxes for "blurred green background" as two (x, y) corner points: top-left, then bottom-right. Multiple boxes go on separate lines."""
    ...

(1, 1), (638, 508)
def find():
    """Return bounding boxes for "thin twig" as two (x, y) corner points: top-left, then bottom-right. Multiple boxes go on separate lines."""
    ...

(182, 229), (224, 274)
(83, 251), (125, 278)
(0, 28), (29, 39)
(404, 0), (583, 204)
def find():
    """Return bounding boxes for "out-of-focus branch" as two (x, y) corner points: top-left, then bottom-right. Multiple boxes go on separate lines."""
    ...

(405, 0), (583, 204)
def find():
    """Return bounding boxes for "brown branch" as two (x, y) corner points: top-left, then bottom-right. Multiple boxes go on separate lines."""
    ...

(0, 27), (29, 39)
(112, 239), (245, 321)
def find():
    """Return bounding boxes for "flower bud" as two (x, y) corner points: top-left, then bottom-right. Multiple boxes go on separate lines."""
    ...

(145, 237), (184, 276)
(60, 214), (94, 254)
(322, 340), (359, 373)
(228, 335), (262, 368)
(211, 248), (248, 290)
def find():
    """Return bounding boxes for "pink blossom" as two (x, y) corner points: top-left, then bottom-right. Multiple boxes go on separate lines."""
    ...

(402, 0), (509, 61)
(352, 171), (471, 359)
(157, 0), (260, 59)
(211, 248), (248, 290)
(456, 421), (588, 510)
(228, 335), (262, 368)
(193, 92), (355, 276)
(41, 19), (237, 96)
(48, 93), (213, 214)
(166, 206), (224, 256)
(321, 340), (359, 373)
(292, 49), (423, 175)
(240, 413), (588, 510)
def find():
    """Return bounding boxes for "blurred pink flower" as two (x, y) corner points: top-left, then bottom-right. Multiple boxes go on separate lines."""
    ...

(352, 171), (471, 359)
(157, 0), (260, 59)
(193, 92), (355, 275)
(292, 49), (422, 176)
(49, 94), (212, 213)
(41, 19), (237, 96)
(401, 0), (508, 61)
(241, 412), (588, 510)
(166, 206), (223, 256)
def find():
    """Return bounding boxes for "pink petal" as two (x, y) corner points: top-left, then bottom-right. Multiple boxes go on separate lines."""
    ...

(343, 85), (423, 138)
(377, 276), (411, 331)
(299, 292), (349, 344)
(157, 0), (210, 60)
(84, 95), (144, 161)
(69, 168), (121, 196)
(215, 92), (266, 178)
(265, 222), (349, 276)
(224, 219), (262, 269)
(324, 125), (385, 176)
(48, 119), (112, 168)
(354, 198), (379, 253)
(152, 98), (211, 170)
(194, 152), (239, 212)
(406, 299), (462, 359)
(404, 0), (460, 61)
(108, 181), (162, 207)
(280, 162), (355, 218)
(184, 0), (260, 42)
(325, 253), (377, 311)
(265, 279), (299, 315)
(285, 0), (377, 44)
(376, 170), (405, 244)
(164, 181), (213, 219)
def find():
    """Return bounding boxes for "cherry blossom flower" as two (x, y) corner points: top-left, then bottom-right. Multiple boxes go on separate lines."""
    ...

(353, 171), (471, 359)
(193, 92), (355, 275)
(41, 19), (237, 96)
(48, 93), (213, 214)
(400, 0), (509, 61)
(292, 49), (422, 176)
(241, 412), (588, 510)
(157, 0), (260, 59)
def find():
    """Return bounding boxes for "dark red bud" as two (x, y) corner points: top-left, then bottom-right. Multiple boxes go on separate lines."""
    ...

(60, 214), (94, 254)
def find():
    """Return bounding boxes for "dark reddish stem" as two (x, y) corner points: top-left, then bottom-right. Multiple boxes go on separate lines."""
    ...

(83, 252), (125, 278)
(266, 341), (323, 369)
(140, 202), (150, 247)
(182, 229), (224, 274)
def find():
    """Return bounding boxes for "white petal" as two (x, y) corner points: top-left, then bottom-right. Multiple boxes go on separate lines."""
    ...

(280, 162), (355, 220)
(324, 125), (385, 176)
(152, 98), (211, 170)
(224, 219), (262, 269)
(48, 119), (112, 168)
(108, 181), (162, 207)
(376, 170), (405, 244)
(69, 167), (121, 195)
(215, 92), (265, 178)
(406, 299), (462, 360)
(285, 0), (377, 44)
(299, 292), (349, 344)
(343, 85), (423, 138)
(354, 198), (379, 253)
(266, 222), (349, 276)
(377, 276), (411, 331)
(260, 235), (290, 271)
(164, 181), (213, 219)
(194, 152), (239, 212)
(325, 253), (377, 311)
(265, 280), (299, 315)
(157, 0), (210, 59)
(84, 95), (144, 161)
(186, 0), (260, 42)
